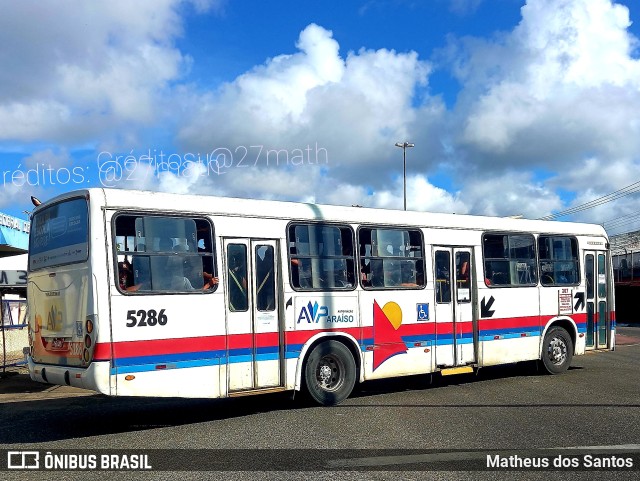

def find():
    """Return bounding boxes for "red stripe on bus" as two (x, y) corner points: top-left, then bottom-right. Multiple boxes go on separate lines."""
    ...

(226, 333), (251, 350)
(109, 335), (227, 358)
(478, 315), (540, 331)
(93, 312), (591, 362)
(285, 327), (364, 344)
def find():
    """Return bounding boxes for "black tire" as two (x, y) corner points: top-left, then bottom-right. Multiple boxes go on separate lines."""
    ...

(541, 327), (574, 374)
(304, 340), (356, 406)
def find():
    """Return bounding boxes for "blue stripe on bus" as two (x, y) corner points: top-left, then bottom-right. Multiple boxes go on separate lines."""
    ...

(111, 322), (588, 374)
(228, 349), (280, 363)
(480, 327), (540, 337)
(113, 357), (220, 375)
(112, 352), (282, 375)
(113, 350), (224, 367)
(113, 348), (282, 368)
(228, 346), (279, 357)
(479, 331), (540, 341)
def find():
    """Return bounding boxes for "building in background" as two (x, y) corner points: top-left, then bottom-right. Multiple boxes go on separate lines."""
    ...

(610, 231), (640, 325)
(0, 212), (29, 373)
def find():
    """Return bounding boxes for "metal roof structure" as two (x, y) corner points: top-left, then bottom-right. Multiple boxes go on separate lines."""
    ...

(0, 212), (29, 257)
(610, 230), (640, 256)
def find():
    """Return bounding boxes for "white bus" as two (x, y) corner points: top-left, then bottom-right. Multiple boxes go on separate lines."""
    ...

(27, 188), (615, 405)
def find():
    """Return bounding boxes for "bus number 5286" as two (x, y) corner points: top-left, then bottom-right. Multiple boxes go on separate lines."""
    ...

(126, 309), (167, 327)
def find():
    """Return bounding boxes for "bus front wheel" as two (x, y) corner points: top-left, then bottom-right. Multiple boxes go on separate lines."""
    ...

(541, 327), (574, 374)
(304, 340), (356, 406)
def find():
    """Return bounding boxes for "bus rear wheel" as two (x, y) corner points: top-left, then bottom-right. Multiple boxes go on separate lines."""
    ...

(541, 327), (573, 374)
(304, 340), (356, 406)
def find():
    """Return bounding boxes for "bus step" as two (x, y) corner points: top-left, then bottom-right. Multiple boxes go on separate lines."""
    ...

(440, 366), (475, 376)
(228, 386), (287, 397)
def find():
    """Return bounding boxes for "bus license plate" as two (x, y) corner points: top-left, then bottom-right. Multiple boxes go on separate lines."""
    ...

(50, 338), (67, 351)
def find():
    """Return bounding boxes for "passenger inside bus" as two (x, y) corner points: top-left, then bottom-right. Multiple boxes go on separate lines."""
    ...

(290, 250), (319, 288)
(435, 264), (451, 302)
(173, 243), (218, 289)
(154, 255), (196, 291)
(459, 261), (469, 281)
(118, 258), (134, 290)
(484, 265), (493, 286)
(119, 254), (216, 292)
(360, 261), (371, 287)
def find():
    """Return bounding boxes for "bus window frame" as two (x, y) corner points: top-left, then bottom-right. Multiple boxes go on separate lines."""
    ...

(482, 231), (538, 288)
(357, 224), (426, 291)
(28, 195), (91, 272)
(286, 221), (357, 292)
(538, 234), (581, 287)
(112, 212), (217, 295)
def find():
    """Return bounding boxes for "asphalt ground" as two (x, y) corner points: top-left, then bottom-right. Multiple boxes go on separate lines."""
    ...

(1, 326), (638, 404)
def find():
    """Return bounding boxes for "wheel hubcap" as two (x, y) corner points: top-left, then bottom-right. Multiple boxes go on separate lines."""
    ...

(317, 354), (344, 391)
(548, 336), (567, 365)
(319, 364), (332, 384)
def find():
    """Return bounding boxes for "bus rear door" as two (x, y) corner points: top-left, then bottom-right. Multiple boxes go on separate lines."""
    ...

(224, 238), (283, 392)
(584, 250), (611, 350)
(433, 247), (476, 367)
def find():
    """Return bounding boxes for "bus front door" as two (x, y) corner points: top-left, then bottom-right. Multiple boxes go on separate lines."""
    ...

(585, 251), (610, 350)
(224, 238), (283, 392)
(433, 247), (476, 367)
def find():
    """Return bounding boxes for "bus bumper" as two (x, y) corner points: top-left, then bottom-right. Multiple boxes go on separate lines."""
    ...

(28, 357), (112, 395)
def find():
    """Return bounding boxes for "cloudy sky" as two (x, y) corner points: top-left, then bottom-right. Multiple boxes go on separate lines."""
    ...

(1, 0), (639, 234)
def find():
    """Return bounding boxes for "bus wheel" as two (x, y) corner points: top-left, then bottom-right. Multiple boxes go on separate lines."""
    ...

(541, 327), (573, 374)
(304, 340), (356, 406)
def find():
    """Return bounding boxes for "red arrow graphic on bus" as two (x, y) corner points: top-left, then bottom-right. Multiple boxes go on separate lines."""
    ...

(480, 296), (495, 318)
(373, 300), (407, 371)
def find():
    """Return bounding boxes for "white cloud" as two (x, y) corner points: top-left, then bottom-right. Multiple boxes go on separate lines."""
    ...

(453, 0), (640, 166)
(362, 175), (468, 213)
(177, 23), (434, 192)
(3, 0), (640, 228)
(0, 0), (222, 143)
(459, 171), (562, 218)
(174, 2), (640, 223)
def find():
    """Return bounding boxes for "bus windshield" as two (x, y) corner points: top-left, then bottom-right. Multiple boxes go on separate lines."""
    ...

(29, 197), (89, 271)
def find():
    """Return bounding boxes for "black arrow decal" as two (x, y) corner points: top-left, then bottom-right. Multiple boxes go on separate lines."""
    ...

(481, 296), (495, 318)
(574, 292), (585, 311)
(286, 297), (292, 309)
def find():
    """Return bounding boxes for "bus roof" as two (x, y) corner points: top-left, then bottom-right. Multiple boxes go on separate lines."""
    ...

(37, 187), (608, 239)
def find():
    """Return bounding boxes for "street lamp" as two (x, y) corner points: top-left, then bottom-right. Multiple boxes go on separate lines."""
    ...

(395, 141), (414, 211)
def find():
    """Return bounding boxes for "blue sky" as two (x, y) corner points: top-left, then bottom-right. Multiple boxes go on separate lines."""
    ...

(1, 0), (640, 235)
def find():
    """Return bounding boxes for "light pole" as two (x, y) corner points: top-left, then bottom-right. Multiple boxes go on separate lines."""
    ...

(395, 141), (414, 210)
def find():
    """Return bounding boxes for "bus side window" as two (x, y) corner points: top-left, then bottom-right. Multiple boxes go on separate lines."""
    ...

(288, 223), (355, 291)
(359, 227), (425, 290)
(114, 214), (217, 294)
(483, 233), (536, 287)
(538, 235), (579, 287)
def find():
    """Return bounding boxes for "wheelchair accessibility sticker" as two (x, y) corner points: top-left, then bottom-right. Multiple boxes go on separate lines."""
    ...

(416, 303), (429, 321)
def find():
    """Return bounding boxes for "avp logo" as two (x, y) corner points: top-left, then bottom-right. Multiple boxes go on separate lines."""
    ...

(46, 304), (63, 331)
(7, 451), (40, 469)
(297, 301), (328, 324)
